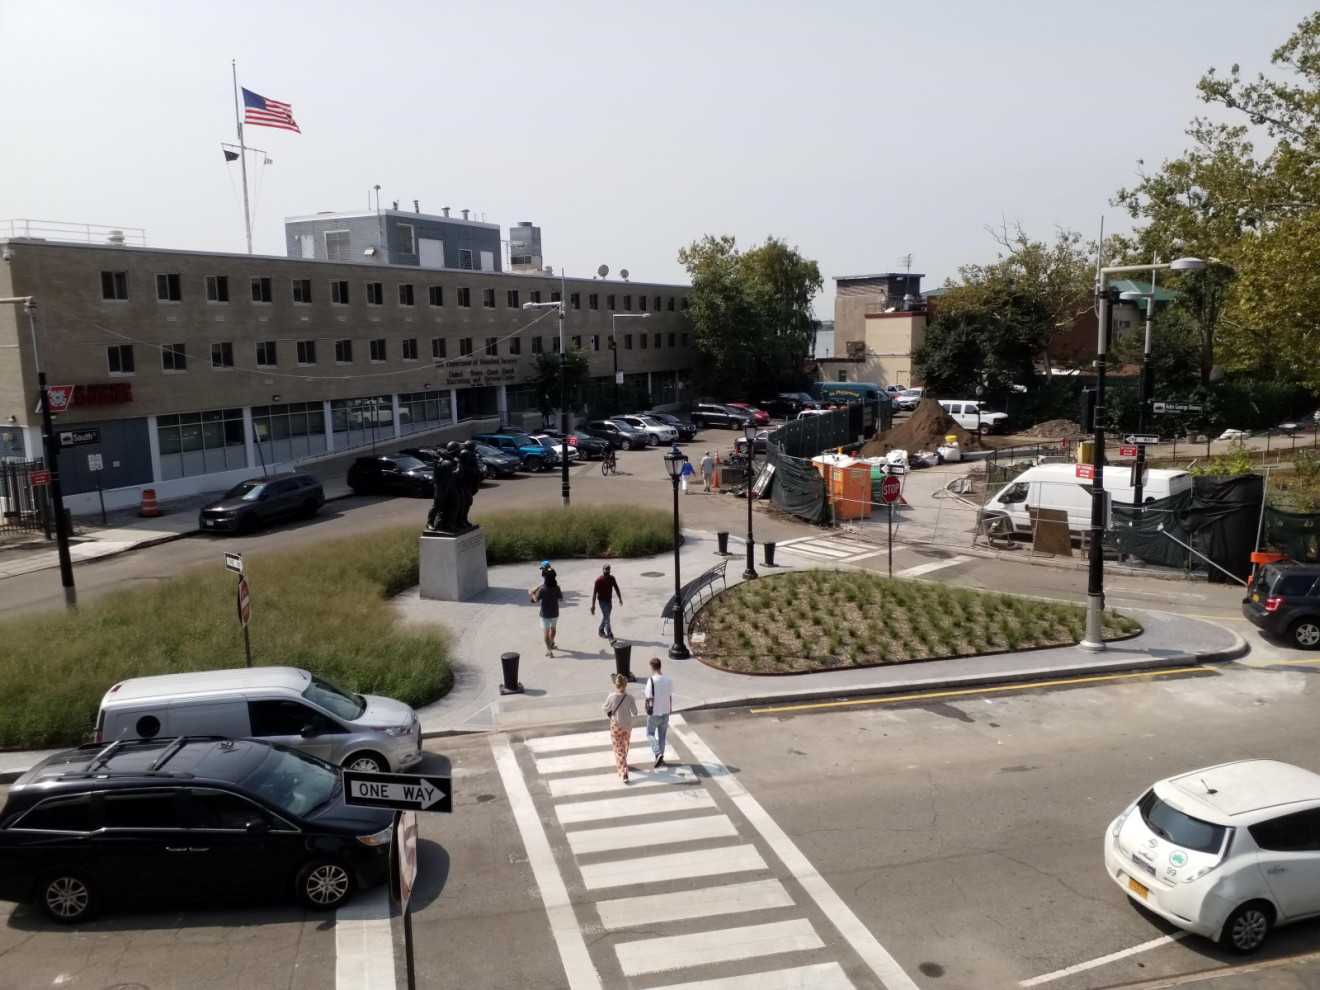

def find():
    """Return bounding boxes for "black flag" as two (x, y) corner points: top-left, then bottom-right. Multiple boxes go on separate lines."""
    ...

(223, 149), (239, 162)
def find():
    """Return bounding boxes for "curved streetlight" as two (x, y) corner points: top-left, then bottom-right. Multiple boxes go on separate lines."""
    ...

(742, 421), (759, 580)
(524, 301), (570, 506)
(611, 313), (650, 414)
(663, 445), (691, 659)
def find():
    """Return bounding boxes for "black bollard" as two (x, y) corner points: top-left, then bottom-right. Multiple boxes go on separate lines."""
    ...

(716, 531), (730, 555)
(763, 541), (776, 567)
(613, 641), (635, 682)
(499, 651), (524, 695)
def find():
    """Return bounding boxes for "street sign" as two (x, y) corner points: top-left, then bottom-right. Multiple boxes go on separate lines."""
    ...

(87, 453), (103, 471)
(237, 577), (252, 627)
(1118, 445), (1138, 458)
(44, 386), (74, 413)
(1075, 463), (1094, 480)
(1152, 402), (1202, 415)
(392, 811), (419, 908)
(880, 474), (902, 504)
(1124, 434), (1161, 445)
(343, 770), (453, 813)
(30, 470), (51, 486)
(225, 552), (243, 574)
(58, 428), (100, 447)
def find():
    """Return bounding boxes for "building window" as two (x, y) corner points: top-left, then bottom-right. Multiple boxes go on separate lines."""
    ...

(107, 344), (135, 375)
(399, 283), (415, 306)
(623, 294), (632, 312)
(205, 275), (228, 303)
(370, 338), (387, 362)
(256, 341), (277, 367)
(607, 294), (616, 311)
(667, 297), (675, 312)
(681, 297), (690, 310)
(529, 290), (541, 303)
(591, 335), (600, 352)
(297, 340), (317, 365)
(668, 332), (676, 348)
(681, 333), (690, 347)
(458, 249), (473, 270)
(162, 343), (186, 372)
(482, 288), (496, 309)
(366, 282), (384, 306)
(432, 337), (446, 360)
(156, 408), (246, 481)
(551, 290), (561, 303)
(251, 277), (272, 303)
(292, 278), (312, 304)
(100, 271), (128, 300)
(506, 289), (519, 308)
(457, 287), (471, 308)
(570, 292), (580, 310)
(211, 342), (234, 369)
(508, 337), (521, 355)
(335, 339), (353, 363)
(654, 333), (662, 349)
(624, 334), (633, 350)
(401, 338), (418, 361)
(640, 333), (648, 350)
(589, 293), (599, 311)
(428, 285), (443, 307)
(485, 337), (498, 357)
(325, 230), (349, 261)
(397, 224), (414, 254)
(331, 280), (349, 305)
(459, 338), (473, 357)
(156, 273), (182, 302)
(655, 296), (663, 310)
(572, 335), (582, 349)
(552, 336), (560, 353)
(532, 337), (543, 354)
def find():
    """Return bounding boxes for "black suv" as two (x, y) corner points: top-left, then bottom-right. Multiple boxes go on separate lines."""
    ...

(347, 455), (434, 497)
(198, 472), (324, 533)
(645, 412), (699, 441)
(1243, 560), (1320, 648)
(581, 419), (648, 450)
(0, 737), (394, 922)
(690, 403), (752, 430)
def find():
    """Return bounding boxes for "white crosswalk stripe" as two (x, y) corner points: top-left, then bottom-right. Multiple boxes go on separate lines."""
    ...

(615, 919), (824, 976)
(567, 814), (737, 855)
(779, 535), (883, 563)
(555, 788), (717, 825)
(595, 879), (795, 930)
(547, 764), (697, 798)
(580, 842), (765, 890)
(535, 746), (675, 775)
(648, 962), (855, 990)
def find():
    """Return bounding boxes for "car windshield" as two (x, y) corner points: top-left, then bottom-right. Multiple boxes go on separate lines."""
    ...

(639, 417), (663, 427)
(223, 481), (265, 501)
(393, 456), (427, 471)
(302, 674), (366, 720)
(239, 745), (341, 819)
(534, 437), (559, 449)
(1139, 789), (1228, 854)
(474, 443), (502, 458)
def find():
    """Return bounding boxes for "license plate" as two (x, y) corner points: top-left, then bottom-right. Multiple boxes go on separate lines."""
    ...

(203, 520), (215, 528)
(1252, 593), (1260, 602)
(1127, 876), (1149, 899)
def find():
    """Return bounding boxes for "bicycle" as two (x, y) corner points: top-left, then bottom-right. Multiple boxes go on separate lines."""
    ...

(601, 448), (618, 476)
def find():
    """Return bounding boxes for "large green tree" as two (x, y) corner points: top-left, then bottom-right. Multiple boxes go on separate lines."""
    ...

(677, 235), (822, 397)
(914, 282), (1047, 396)
(528, 346), (590, 422)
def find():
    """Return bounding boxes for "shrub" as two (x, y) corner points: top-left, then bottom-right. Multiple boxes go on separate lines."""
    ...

(479, 505), (674, 563)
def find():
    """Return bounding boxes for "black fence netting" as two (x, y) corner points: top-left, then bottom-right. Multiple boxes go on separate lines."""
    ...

(772, 409), (852, 460)
(759, 408), (852, 525)
(1180, 475), (1265, 583)
(1109, 493), (1195, 571)
(1264, 507), (1320, 562)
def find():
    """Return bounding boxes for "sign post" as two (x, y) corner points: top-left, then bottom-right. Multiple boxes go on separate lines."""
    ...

(88, 453), (106, 525)
(392, 810), (419, 990)
(880, 474), (902, 577)
(226, 552), (253, 668)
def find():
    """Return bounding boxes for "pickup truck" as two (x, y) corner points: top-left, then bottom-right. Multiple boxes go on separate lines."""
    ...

(471, 433), (556, 471)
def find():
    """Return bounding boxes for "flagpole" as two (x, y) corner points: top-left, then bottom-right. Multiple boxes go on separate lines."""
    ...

(231, 59), (253, 255)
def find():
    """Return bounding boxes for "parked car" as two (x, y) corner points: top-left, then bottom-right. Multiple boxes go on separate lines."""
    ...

(1104, 759), (1320, 954)
(528, 433), (577, 463)
(734, 430), (771, 455)
(581, 419), (648, 450)
(644, 412), (698, 441)
(472, 442), (522, 478)
(760, 392), (820, 418)
(725, 402), (770, 426)
(937, 399), (1008, 436)
(569, 431), (610, 459)
(1242, 560), (1320, 649)
(690, 403), (753, 430)
(612, 414), (678, 446)
(347, 455), (433, 497)
(198, 472), (324, 533)
(894, 387), (925, 411)
(96, 666), (422, 772)
(0, 736), (395, 922)
(470, 432), (554, 471)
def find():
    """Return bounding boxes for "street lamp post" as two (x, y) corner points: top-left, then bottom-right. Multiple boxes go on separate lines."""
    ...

(610, 313), (650, 415)
(663, 446), (691, 660)
(741, 422), (759, 580)
(1083, 256), (1205, 652)
(1118, 271), (1159, 507)
(524, 301), (571, 506)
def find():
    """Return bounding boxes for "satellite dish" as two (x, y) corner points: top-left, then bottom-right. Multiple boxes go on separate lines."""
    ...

(620, 269), (630, 281)
(597, 264), (609, 278)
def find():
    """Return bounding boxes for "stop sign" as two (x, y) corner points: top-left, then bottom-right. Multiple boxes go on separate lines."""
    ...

(237, 577), (252, 627)
(880, 475), (902, 504)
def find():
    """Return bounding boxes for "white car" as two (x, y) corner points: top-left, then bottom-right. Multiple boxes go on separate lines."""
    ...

(612, 415), (678, 446)
(894, 388), (924, 411)
(529, 434), (578, 463)
(1104, 759), (1320, 954)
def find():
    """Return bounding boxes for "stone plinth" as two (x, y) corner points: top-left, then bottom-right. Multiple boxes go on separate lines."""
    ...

(419, 526), (488, 601)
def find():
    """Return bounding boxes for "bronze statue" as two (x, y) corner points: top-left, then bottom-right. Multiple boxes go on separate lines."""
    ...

(426, 452), (462, 533)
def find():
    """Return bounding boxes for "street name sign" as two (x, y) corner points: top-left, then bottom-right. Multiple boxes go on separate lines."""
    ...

(58, 428), (100, 446)
(1124, 435), (1160, 446)
(1152, 402), (1202, 414)
(344, 770), (453, 813)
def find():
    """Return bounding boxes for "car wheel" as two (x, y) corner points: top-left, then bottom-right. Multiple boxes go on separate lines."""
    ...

(1289, 617), (1320, 649)
(978, 423), (992, 436)
(300, 499), (320, 519)
(1218, 900), (1273, 954)
(525, 456), (544, 473)
(620, 439), (633, 451)
(295, 859), (355, 911)
(344, 751), (389, 772)
(647, 434), (659, 446)
(38, 872), (97, 924)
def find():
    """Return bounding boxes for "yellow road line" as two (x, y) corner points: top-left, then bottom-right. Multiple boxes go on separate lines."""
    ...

(1235, 655), (1320, 668)
(750, 667), (1215, 714)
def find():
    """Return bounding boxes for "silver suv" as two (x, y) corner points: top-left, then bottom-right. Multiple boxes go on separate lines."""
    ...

(612, 415), (678, 446)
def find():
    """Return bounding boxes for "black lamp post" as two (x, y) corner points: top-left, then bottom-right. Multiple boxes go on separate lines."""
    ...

(663, 445), (690, 659)
(524, 301), (571, 506)
(742, 421), (759, 581)
(611, 313), (649, 415)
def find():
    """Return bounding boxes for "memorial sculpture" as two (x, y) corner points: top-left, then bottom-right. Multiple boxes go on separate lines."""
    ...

(420, 439), (489, 601)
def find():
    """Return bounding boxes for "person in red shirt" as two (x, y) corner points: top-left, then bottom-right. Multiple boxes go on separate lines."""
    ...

(589, 564), (623, 644)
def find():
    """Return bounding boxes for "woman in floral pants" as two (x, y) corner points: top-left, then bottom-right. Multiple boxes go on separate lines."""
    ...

(603, 673), (638, 783)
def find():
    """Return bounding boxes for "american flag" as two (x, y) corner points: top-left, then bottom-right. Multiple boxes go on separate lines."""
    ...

(241, 87), (300, 133)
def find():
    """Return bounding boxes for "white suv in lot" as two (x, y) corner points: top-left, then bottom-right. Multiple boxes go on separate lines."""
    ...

(1104, 759), (1320, 954)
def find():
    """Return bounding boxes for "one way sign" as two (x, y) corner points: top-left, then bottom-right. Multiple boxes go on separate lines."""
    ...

(342, 769), (452, 813)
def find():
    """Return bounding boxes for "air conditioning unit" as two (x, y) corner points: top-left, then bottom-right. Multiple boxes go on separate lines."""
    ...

(846, 341), (865, 359)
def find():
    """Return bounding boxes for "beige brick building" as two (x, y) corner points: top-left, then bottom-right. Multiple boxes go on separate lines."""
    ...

(820, 273), (926, 388)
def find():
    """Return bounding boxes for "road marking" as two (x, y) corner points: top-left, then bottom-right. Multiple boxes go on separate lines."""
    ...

(649, 962), (855, 990)
(567, 814), (737, 855)
(894, 555), (971, 578)
(556, 787), (717, 825)
(751, 666), (1216, 713)
(335, 886), (394, 990)
(527, 726), (653, 754)
(673, 717), (920, 990)
(1018, 931), (1189, 986)
(490, 735), (602, 990)
(1236, 655), (1320, 667)
(596, 878), (795, 930)
(535, 746), (675, 775)
(615, 918), (823, 976)
(581, 842), (765, 890)
(547, 764), (697, 798)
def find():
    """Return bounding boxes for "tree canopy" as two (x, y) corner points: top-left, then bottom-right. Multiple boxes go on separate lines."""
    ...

(528, 345), (591, 422)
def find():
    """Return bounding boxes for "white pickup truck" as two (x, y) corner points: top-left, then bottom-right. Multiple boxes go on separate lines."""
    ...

(938, 400), (1007, 435)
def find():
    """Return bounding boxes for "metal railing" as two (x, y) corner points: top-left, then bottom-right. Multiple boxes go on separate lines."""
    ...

(1, 219), (147, 246)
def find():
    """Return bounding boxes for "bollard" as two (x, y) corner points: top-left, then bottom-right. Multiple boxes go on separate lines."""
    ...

(139, 488), (159, 517)
(713, 455), (720, 490)
(716, 531), (730, 555)
(763, 541), (776, 567)
(613, 641), (635, 682)
(499, 651), (524, 695)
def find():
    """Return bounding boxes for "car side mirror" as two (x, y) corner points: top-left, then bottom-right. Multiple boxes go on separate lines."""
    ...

(300, 724), (319, 738)
(246, 818), (271, 834)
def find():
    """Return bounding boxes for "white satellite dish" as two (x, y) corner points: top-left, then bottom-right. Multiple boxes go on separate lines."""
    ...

(620, 269), (630, 281)
(597, 264), (609, 278)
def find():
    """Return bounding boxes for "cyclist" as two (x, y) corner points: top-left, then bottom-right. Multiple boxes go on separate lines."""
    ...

(601, 446), (618, 475)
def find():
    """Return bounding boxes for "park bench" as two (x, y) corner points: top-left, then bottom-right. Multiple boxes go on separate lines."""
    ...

(661, 558), (727, 634)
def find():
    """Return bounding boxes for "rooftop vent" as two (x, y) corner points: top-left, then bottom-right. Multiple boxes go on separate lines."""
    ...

(106, 230), (125, 245)
(461, 209), (469, 220)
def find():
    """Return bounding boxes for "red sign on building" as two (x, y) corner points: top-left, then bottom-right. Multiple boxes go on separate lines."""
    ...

(30, 470), (51, 486)
(45, 386), (74, 412)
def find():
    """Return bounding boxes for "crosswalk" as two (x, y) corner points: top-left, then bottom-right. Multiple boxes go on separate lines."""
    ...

(774, 535), (888, 564)
(493, 716), (918, 989)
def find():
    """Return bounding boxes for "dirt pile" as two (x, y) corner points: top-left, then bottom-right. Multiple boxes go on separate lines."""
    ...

(859, 399), (978, 457)
(1020, 418), (1084, 438)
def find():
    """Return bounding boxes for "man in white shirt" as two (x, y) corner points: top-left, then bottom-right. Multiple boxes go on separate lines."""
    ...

(644, 657), (674, 768)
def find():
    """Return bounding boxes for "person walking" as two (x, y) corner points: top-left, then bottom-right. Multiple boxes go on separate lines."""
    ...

(680, 457), (695, 493)
(589, 564), (623, 644)
(700, 450), (715, 491)
(530, 563), (564, 657)
(644, 657), (674, 769)
(603, 673), (638, 783)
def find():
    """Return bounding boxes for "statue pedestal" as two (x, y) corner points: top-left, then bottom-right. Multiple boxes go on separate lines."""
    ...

(419, 526), (488, 601)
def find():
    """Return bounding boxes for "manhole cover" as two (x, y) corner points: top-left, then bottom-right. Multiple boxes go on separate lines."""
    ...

(640, 571), (665, 578)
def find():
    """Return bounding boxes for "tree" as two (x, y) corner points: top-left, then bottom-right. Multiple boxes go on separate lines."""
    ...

(914, 285), (1047, 396)
(528, 346), (590, 423)
(677, 235), (822, 397)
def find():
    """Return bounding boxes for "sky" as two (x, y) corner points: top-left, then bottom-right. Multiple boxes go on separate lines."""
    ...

(2, 0), (1315, 316)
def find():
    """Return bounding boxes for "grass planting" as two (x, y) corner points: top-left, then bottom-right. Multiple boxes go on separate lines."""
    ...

(478, 504), (674, 564)
(694, 570), (1140, 674)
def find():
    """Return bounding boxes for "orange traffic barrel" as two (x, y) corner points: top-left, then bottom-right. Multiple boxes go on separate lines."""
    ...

(140, 488), (159, 517)
(713, 455), (720, 489)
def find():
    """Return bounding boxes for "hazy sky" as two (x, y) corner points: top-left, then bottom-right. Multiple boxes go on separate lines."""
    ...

(3, 0), (1313, 314)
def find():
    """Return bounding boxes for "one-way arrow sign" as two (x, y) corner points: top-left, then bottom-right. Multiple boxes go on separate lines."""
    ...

(343, 769), (452, 813)
(1124, 434), (1161, 446)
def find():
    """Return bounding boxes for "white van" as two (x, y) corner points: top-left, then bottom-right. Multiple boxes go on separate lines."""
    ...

(938, 400), (1008, 435)
(95, 666), (422, 772)
(978, 462), (1192, 538)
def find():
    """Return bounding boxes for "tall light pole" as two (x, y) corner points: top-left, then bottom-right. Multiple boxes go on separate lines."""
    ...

(1083, 256), (1204, 651)
(611, 313), (649, 414)
(1118, 268), (1159, 507)
(741, 421), (759, 581)
(524, 301), (571, 506)
(663, 446), (691, 659)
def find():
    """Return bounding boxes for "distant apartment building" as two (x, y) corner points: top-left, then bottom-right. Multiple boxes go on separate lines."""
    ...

(817, 273), (926, 388)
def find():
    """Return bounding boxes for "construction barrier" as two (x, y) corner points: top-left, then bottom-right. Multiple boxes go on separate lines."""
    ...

(139, 488), (159, 517)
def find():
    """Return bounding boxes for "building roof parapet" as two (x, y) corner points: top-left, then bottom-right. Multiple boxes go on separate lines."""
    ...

(1, 219), (146, 247)
(284, 210), (500, 230)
